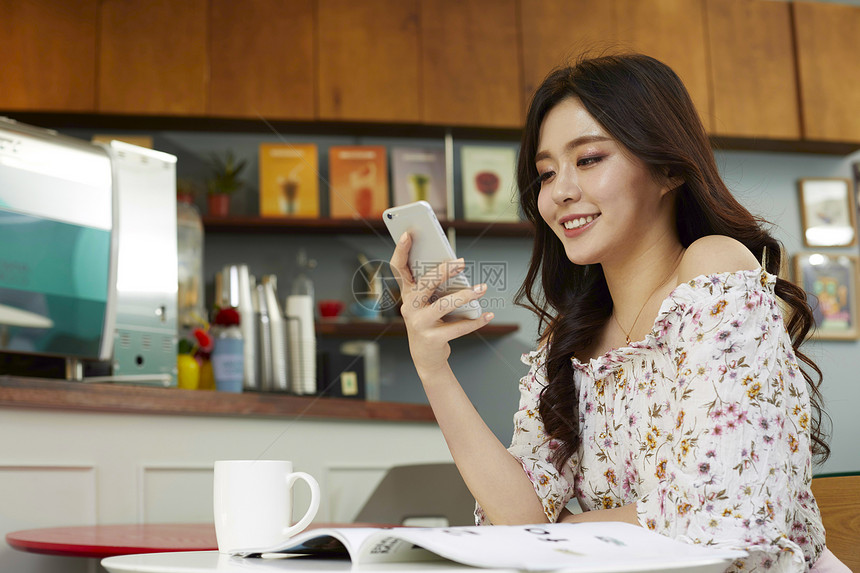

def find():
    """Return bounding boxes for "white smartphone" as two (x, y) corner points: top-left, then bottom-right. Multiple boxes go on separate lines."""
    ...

(383, 201), (483, 321)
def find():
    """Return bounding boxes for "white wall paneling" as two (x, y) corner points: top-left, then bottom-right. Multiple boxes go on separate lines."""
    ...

(137, 464), (214, 523)
(0, 464), (97, 573)
(323, 463), (389, 523)
(0, 407), (452, 573)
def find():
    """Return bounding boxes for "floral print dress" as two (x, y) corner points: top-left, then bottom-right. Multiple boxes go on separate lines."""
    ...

(477, 269), (824, 573)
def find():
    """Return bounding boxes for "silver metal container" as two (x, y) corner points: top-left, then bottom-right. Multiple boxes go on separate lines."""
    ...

(257, 276), (289, 392)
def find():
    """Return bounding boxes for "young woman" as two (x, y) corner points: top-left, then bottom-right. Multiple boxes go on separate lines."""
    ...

(389, 54), (840, 572)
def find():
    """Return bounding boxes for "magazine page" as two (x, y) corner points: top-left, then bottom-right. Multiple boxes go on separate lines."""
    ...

(353, 523), (746, 571)
(238, 527), (379, 558)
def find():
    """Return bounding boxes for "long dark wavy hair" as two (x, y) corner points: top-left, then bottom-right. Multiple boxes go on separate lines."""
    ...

(514, 53), (830, 469)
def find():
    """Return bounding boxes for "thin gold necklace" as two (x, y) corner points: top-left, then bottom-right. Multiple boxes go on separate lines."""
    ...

(612, 251), (684, 345)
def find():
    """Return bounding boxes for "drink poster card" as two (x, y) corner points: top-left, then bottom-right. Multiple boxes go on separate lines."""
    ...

(259, 143), (320, 218)
(460, 145), (519, 222)
(92, 134), (154, 148)
(391, 146), (448, 220)
(328, 146), (389, 219)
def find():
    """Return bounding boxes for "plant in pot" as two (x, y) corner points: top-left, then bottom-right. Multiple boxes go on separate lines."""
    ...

(177, 178), (199, 206)
(206, 150), (247, 217)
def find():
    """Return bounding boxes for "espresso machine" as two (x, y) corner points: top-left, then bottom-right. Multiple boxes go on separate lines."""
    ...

(0, 118), (178, 386)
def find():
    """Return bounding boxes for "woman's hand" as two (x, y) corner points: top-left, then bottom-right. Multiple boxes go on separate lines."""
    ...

(389, 232), (494, 378)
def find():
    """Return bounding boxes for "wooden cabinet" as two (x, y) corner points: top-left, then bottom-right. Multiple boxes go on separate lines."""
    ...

(318, 0), (420, 123)
(614, 0), (712, 132)
(0, 0), (97, 112)
(793, 1), (860, 143)
(5, 0), (860, 151)
(98, 0), (208, 115)
(706, 0), (799, 140)
(421, 0), (521, 128)
(519, 0), (711, 131)
(519, 0), (616, 114)
(209, 0), (315, 120)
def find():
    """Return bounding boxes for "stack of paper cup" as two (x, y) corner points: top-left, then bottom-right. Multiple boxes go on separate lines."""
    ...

(285, 294), (316, 395)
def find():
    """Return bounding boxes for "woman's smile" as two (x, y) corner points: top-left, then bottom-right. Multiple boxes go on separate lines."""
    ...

(560, 213), (600, 236)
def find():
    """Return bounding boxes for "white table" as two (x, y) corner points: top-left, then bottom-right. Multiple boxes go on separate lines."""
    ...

(101, 550), (734, 573)
(101, 552), (518, 573)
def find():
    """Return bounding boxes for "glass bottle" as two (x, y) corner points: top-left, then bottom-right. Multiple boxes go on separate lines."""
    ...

(211, 307), (244, 393)
(176, 190), (205, 335)
(291, 249), (316, 300)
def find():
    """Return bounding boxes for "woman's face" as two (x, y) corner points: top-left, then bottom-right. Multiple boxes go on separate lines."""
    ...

(535, 97), (675, 267)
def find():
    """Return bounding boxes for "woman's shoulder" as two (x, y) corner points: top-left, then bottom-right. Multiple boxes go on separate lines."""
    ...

(676, 235), (760, 285)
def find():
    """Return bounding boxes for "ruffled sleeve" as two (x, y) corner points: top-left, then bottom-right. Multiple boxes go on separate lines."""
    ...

(475, 346), (578, 525)
(636, 270), (823, 571)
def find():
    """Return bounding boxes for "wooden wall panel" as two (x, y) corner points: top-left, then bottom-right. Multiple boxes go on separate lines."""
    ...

(614, 0), (712, 131)
(318, 0), (420, 122)
(209, 0), (315, 120)
(0, 0), (97, 112)
(519, 0), (616, 114)
(421, 0), (522, 127)
(707, 0), (799, 139)
(793, 1), (860, 143)
(99, 0), (208, 115)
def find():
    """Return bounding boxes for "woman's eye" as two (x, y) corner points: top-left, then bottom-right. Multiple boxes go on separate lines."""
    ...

(577, 155), (603, 167)
(538, 170), (555, 184)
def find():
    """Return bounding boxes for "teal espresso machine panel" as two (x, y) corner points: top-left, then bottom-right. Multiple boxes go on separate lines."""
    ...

(0, 120), (178, 386)
(0, 119), (115, 362)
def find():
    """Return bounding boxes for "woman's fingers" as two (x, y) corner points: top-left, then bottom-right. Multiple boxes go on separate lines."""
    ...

(391, 235), (491, 341)
(431, 283), (487, 321)
(413, 257), (466, 298)
(435, 309), (495, 341)
(388, 232), (415, 289)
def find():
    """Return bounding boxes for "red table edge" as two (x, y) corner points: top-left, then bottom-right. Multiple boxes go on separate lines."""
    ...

(6, 523), (217, 559)
(6, 522), (393, 559)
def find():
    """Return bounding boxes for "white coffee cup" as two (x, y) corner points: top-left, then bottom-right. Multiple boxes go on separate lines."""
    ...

(213, 460), (321, 553)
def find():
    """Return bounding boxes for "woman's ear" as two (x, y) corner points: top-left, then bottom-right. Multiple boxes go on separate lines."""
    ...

(662, 167), (684, 195)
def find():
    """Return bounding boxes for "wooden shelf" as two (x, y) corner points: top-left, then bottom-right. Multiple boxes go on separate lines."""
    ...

(0, 376), (436, 423)
(315, 320), (519, 337)
(449, 220), (533, 237)
(0, 321), (518, 421)
(2, 112), (524, 140)
(5, 111), (859, 154)
(202, 216), (534, 237)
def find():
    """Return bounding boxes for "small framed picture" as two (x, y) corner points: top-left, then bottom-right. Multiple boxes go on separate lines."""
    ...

(798, 178), (857, 247)
(793, 253), (860, 340)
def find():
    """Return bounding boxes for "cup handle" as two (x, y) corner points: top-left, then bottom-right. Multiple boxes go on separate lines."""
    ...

(282, 471), (320, 539)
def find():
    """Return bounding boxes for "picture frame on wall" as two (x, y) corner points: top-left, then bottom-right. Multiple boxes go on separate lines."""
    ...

(798, 178), (857, 247)
(793, 252), (860, 340)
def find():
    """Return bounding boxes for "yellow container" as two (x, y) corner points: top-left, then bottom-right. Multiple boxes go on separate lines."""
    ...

(176, 354), (200, 390)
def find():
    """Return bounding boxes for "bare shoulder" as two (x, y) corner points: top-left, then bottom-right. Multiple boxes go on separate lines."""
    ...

(677, 235), (760, 284)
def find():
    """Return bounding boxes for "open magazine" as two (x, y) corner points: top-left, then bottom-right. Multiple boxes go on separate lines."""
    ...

(239, 522), (746, 572)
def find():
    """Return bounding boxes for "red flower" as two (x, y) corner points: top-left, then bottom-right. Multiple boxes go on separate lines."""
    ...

(193, 327), (213, 351)
(214, 307), (241, 326)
